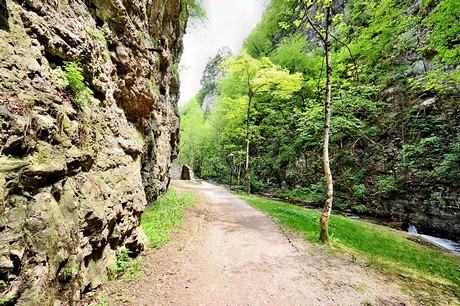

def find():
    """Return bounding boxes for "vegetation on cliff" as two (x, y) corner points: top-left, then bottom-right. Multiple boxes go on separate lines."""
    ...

(177, 0), (460, 241)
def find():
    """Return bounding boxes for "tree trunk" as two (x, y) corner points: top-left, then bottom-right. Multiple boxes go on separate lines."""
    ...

(237, 163), (241, 187)
(245, 137), (251, 194)
(320, 5), (333, 244)
(245, 95), (252, 194)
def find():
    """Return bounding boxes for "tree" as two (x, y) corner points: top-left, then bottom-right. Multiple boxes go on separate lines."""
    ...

(301, 0), (334, 244)
(221, 51), (303, 194)
(176, 97), (209, 176)
(179, 0), (207, 27)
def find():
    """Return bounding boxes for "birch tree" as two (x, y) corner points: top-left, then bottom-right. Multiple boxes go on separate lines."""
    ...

(300, 0), (334, 244)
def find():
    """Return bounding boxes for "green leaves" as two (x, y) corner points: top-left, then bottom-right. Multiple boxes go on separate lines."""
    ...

(62, 61), (93, 106)
(180, 0), (206, 26)
(425, 0), (460, 65)
(63, 62), (85, 95)
(176, 97), (211, 176)
(221, 50), (303, 99)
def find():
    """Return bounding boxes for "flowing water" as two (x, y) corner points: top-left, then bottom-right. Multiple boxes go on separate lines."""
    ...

(407, 224), (460, 254)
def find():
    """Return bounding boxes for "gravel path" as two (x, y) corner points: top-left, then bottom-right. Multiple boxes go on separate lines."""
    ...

(94, 180), (416, 306)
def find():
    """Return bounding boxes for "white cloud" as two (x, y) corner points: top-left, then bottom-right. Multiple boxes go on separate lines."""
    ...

(178, 0), (268, 107)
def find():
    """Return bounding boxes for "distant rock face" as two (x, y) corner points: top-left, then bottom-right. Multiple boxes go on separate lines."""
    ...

(198, 47), (231, 113)
(0, 0), (184, 304)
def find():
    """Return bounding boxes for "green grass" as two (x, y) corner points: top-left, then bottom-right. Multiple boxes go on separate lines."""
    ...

(141, 188), (195, 248)
(241, 194), (460, 294)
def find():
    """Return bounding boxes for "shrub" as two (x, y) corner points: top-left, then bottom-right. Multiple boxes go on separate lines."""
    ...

(179, 0), (206, 26)
(277, 181), (326, 202)
(377, 175), (399, 193)
(63, 259), (79, 278)
(63, 62), (85, 93)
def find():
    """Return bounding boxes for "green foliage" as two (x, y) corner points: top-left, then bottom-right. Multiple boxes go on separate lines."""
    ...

(352, 184), (367, 199)
(107, 247), (141, 280)
(221, 50), (303, 100)
(63, 62), (85, 94)
(377, 175), (400, 193)
(179, 50), (303, 184)
(351, 205), (367, 213)
(435, 130), (460, 185)
(62, 61), (92, 106)
(84, 25), (108, 47)
(180, 0), (206, 26)
(270, 34), (319, 73)
(63, 259), (79, 278)
(424, 0), (460, 65)
(242, 194), (460, 293)
(108, 247), (130, 278)
(436, 196), (446, 207)
(0, 295), (16, 305)
(141, 189), (195, 248)
(277, 182), (326, 202)
(176, 98), (213, 177)
(401, 136), (444, 173)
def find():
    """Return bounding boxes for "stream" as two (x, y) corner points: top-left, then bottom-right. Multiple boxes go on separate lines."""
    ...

(334, 210), (460, 255)
(334, 211), (460, 254)
(408, 224), (460, 254)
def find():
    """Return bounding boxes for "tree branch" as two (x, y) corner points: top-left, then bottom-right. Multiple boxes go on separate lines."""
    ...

(300, 2), (325, 43)
(330, 33), (360, 81)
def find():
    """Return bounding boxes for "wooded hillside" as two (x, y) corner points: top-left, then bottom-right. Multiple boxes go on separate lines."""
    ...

(177, 0), (460, 241)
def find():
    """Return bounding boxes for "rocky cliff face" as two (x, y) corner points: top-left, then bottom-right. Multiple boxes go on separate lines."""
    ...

(0, 0), (184, 304)
(197, 47), (230, 114)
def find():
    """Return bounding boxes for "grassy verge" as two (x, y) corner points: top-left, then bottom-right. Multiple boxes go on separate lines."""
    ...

(141, 188), (195, 248)
(241, 194), (460, 295)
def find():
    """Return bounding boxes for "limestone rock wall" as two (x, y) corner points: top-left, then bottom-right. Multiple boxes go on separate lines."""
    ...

(0, 0), (183, 304)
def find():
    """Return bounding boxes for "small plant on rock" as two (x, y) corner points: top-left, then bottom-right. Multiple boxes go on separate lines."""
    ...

(63, 259), (79, 278)
(107, 247), (141, 280)
(62, 61), (92, 106)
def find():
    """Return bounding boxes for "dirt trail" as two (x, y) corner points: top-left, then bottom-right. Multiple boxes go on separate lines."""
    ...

(99, 180), (415, 305)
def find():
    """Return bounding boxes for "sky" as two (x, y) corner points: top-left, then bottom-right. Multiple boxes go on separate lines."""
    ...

(178, 0), (269, 107)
